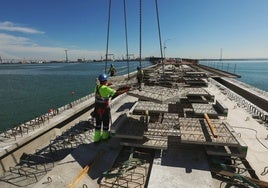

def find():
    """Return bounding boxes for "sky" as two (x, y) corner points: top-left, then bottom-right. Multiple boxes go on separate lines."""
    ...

(0, 0), (268, 62)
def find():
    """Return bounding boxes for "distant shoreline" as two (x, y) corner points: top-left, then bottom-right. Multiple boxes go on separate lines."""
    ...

(0, 58), (154, 65)
(1, 58), (268, 65)
(0, 59), (149, 65)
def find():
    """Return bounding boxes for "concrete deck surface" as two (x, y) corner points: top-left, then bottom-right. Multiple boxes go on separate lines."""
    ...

(148, 145), (219, 188)
(205, 81), (268, 182)
(33, 138), (122, 188)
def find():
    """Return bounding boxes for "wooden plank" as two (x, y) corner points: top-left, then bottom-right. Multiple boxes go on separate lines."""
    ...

(67, 151), (103, 188)
(204, 113), (218, 138)
(67, 165), (90, 188)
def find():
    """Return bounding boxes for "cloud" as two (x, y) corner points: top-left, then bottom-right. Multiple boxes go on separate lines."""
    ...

(0, 21), (104, 61)
(0, 33), (103, 61)
(0, 21), (44, 34)
(0, 33), (33, 45)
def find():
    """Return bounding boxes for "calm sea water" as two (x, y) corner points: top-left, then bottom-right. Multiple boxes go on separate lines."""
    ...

(0, 61), (152, 131)
(199, 60), (268, 92)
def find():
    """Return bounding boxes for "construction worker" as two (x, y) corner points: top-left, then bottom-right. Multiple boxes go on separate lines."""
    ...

(93, 73), (122, 142)
(108, 64), (116, 77)
(136, 66), (144, 90)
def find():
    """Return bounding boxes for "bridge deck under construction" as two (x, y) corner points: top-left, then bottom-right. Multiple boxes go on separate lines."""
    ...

(1, 63), (268, 187)
(110, 81), (246, 161)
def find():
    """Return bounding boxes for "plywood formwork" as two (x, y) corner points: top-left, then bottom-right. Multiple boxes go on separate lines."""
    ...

(191, 103), (218, 117)
(111, 114), (147, 140)
(118, 113), (181, 150)
(182, 87), (210, 96)
(116, 114), (241, 151)
(128, 86), (181, 103)
(132, 101), (183, 115)
(179, 118), (238, 146)
(183, 77), (208, 87)
(180, 87), (215, 102)
(133, 101), (169, 114)
(121, 137), (168, 150)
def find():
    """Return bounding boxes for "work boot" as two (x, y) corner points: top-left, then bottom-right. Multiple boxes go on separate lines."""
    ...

(94, 130), (101, 142)
(102, 131), (110, 140)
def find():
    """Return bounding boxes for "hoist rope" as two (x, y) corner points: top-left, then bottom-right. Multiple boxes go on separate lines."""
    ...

(104, 0), (163, 76)
(155, 0), (164, 74)
(139, 0), (142, 68)
(123, 0), (130, 79)
(105, 0), (112, 73)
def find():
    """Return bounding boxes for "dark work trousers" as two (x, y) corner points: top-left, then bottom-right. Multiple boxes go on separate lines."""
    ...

(137, 78), (142, 84)
(95, 107), (111, 131)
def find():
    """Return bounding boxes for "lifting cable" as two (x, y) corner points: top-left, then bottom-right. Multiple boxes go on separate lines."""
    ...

(139, 0), (142, 68)
(104, 0), (162, 76)
(105, 0), (112, 73)
(123, 0), (130, 79)
(155, 0), (164, 74)
(105, 0), (131, 78)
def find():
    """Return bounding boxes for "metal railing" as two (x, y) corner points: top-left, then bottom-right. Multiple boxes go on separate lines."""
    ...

(0, 93), (95, 141)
